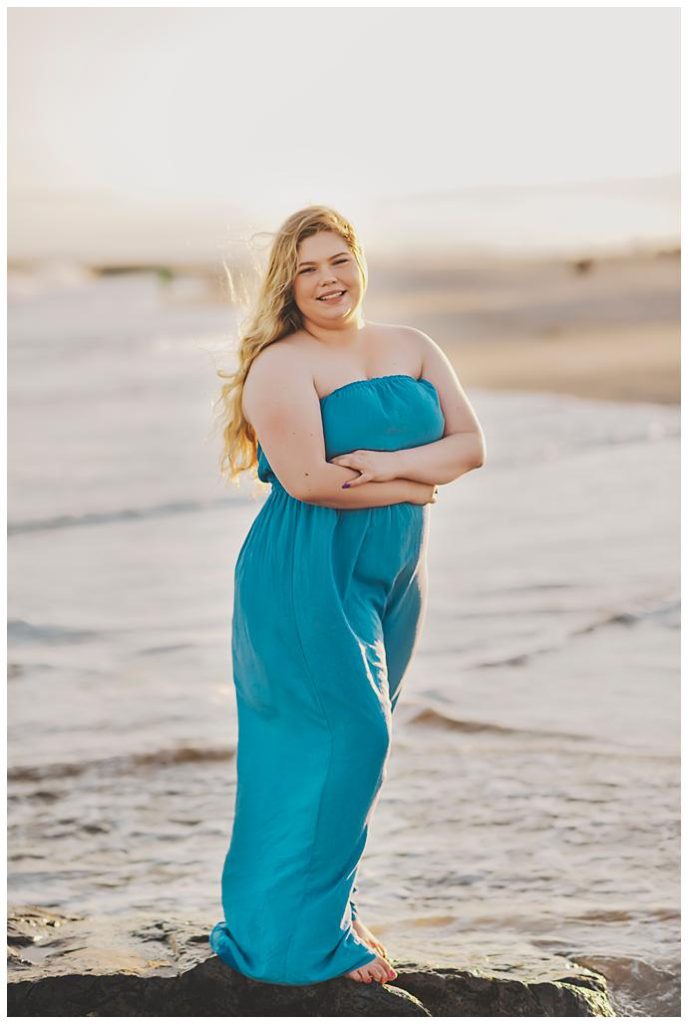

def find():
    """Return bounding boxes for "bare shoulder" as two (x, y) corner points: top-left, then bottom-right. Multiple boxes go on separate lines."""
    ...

(242, 335), (313, 423)
(382, 322), (485, 444)
(245, 336), (303, 383)
(368, 321), (438, 370)
(379, 321), (462, 389)
(393, 323), (441, 356)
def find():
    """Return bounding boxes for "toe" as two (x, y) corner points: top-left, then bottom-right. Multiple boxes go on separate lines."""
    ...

(379, 957), (396, 982)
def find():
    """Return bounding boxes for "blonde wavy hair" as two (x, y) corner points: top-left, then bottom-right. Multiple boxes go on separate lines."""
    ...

(214, 205), (369, 485)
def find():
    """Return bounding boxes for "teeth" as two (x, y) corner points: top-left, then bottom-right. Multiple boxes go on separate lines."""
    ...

(319, 291), (345, 300)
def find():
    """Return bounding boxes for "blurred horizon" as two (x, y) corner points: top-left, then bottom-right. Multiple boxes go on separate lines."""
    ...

(8, 172), (680, 268)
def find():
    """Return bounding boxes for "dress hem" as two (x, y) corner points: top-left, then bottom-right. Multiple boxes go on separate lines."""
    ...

(210, 938), (379, 987)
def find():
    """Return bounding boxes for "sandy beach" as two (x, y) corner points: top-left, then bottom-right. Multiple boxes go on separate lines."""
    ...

(362, 247), (680, 405)
(7, 249), (680, 1016)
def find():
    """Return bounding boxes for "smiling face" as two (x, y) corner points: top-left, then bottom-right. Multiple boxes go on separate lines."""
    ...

(292, 230), (364, 327)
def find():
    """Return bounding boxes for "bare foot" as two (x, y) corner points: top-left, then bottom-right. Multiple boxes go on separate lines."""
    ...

(345, 953), (397, 984)
(352, 918), (390, 961)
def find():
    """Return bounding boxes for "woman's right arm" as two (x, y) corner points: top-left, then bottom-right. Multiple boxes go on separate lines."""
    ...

(242, 350), (438, 509)
(312, 478), (437, 509)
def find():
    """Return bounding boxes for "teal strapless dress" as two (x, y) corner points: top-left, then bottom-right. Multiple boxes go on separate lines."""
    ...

(209, 374), (445, 985)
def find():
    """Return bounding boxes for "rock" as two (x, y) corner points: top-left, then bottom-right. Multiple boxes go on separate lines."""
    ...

(7, 905), (614, 1016)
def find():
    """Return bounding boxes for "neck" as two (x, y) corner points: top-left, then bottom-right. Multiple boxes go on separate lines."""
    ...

(302, 311), (367, 348)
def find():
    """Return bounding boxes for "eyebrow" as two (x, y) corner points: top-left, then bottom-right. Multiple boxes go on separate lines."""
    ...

(297, 251), (349, 268)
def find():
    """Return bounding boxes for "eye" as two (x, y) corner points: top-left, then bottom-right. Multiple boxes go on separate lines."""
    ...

(299, 258), (348, 274)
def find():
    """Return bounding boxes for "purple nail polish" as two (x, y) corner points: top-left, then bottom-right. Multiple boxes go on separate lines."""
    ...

(342, 482), (350, 489)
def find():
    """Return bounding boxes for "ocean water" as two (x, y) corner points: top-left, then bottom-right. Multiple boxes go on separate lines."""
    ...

(7, 273), (680, 1016)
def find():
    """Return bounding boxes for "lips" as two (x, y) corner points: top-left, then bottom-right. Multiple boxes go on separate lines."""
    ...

(317, 290), (347, 301)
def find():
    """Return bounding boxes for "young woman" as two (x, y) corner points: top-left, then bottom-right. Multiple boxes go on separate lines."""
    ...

(210, 206), (485, 987)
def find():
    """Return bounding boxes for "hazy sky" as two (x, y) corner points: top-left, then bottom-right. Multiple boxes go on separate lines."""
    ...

(8, 6), (680, 261)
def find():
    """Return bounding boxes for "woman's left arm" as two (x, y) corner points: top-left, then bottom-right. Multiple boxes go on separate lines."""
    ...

(331, 328), (487, 488)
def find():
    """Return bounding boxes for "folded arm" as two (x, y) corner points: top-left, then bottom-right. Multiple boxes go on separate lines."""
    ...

(309, 475), (435, 509)
(381, 431), (485, 486)
(241, 347), (437, 510)
(329, 328), (486, 488)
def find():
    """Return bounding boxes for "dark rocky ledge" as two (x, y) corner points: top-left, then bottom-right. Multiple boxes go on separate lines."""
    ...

(8, 905), (615, 1017)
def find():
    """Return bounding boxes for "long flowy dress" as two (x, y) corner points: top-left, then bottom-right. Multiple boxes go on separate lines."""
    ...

(209, 373), (445, 985)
